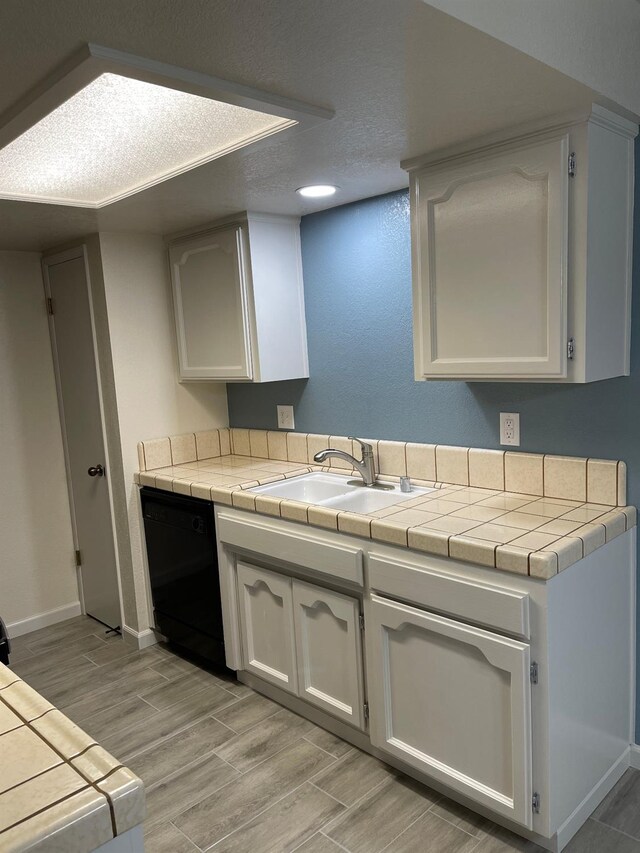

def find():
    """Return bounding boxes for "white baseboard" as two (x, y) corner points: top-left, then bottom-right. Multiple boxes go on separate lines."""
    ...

(555, 748), (630, 851)
(122, 625), (158, 650)
(6, 601), (82, 638)
(629, 743), (640, 769)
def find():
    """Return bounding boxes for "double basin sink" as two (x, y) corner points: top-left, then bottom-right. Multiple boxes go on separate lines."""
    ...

(249, 472), (433, 514)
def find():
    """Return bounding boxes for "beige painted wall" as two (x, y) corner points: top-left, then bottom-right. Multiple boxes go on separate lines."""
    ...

(97, 233), (228, 634)
(0, 252), (78, 630)
(424, 0), (640, 116)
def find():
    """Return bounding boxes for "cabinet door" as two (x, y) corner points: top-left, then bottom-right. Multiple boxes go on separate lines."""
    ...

(237, 563), (297, 694)
(292, 580), (365, 729)
(170, 226), (253, 380)
(367, 594), (532, 828)
(412, 135), (568, 379)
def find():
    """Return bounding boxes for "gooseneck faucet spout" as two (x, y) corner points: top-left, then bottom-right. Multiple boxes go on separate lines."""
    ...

(313, 436), (376, 487)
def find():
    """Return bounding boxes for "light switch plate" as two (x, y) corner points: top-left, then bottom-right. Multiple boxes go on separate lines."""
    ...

(277, 405), (295, 430)
(500, 412), (520, 446)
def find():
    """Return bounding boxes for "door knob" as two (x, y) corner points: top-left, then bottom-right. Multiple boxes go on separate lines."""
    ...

(88, 464), (105, 477)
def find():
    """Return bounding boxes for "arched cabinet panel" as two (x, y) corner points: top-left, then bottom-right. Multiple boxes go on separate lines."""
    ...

(237, 562), (297, 694)
(366, 594), (532, 827)
(292, 579), (365, 728)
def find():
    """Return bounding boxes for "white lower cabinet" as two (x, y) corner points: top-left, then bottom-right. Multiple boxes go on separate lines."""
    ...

(293, 580), (365, 728)
(237, 561), (365, 728)
(237, 563), (298, 694)
(366, 594), (533, 828)
(218, 508), (635, 851)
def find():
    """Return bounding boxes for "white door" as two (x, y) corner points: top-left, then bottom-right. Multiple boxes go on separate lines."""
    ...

(43, 248), (121, 631)
(367, 594), (532, 828)
(237, 563), (297, 694)
(412, 134), (569, 379)
(293, 580), (365, 729)
(169, 225), (253, 381)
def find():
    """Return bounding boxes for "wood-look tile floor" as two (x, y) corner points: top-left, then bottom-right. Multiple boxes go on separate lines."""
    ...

(8, 616), (640, 853)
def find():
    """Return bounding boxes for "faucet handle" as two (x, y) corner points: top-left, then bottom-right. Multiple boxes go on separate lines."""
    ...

(348, 436), (373, 457)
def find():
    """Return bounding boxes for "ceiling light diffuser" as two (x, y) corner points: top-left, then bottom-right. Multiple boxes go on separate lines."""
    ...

(296, 184), (338, 198)
(0, 45), (333, 208)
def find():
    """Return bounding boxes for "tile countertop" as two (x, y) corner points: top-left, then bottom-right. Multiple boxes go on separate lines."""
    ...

(134, 452), (636, 581)
(0, 665), (144, 852)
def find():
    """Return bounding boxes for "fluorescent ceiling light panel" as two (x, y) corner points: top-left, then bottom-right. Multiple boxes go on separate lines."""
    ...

(0, 75), (293, 207)
(0, 45), (332, 208)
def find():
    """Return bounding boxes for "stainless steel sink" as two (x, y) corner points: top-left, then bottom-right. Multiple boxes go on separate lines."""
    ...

(249, 471), (433, 510)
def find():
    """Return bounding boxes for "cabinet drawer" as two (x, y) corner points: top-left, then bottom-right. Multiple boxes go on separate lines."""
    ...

(368, 552), (529, 639)
(217, 511), (364, 586)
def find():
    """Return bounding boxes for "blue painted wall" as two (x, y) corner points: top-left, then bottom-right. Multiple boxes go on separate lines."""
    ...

(228, 150), (640, 736)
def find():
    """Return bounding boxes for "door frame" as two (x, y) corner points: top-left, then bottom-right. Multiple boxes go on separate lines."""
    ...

(42, 244), (124, 630)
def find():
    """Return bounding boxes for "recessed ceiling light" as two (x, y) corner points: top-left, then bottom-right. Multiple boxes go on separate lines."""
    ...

(0, 45), (333, 208)
(296, 184), (338, 198)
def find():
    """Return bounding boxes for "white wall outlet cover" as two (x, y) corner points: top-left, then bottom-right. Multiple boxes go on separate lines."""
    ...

(500, 412), (520, 446)
(277, 405), (295, 430)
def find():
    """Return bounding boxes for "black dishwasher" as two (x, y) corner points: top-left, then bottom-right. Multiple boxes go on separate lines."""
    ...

(140, 487), (226, 667)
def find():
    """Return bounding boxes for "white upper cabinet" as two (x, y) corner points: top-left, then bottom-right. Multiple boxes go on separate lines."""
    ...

(404, 106), (638, 382)
(169, 213), (309, 382)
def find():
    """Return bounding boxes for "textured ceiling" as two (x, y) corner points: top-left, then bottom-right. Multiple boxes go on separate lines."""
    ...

(0, 0), (599, 250)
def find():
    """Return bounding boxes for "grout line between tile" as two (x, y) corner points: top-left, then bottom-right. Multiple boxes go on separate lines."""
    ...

(308, 779), (350, 807)
(195, 774), (324, 852)
(377, 801), (446, 852)
(0, 759), (66, 797)
(0, 783), (95, 838)
(0, 689), (114, 836)
(589, 814), (640, 845)
(145, 747), (238, 798)
(318, 831), (352, 852)
(317, 776), (392, 826)
(425, 798), (482, 839)
(168, 820), (202, 852)
(301, 735), (347, 760)
(209, 702), (289, 741)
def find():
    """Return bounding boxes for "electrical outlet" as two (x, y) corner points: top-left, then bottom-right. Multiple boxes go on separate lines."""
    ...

(500, 412), (520, 446)
(277, 405), (295, 430)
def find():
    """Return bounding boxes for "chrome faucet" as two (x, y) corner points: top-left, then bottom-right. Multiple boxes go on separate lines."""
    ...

(313, 437), (377, 486)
